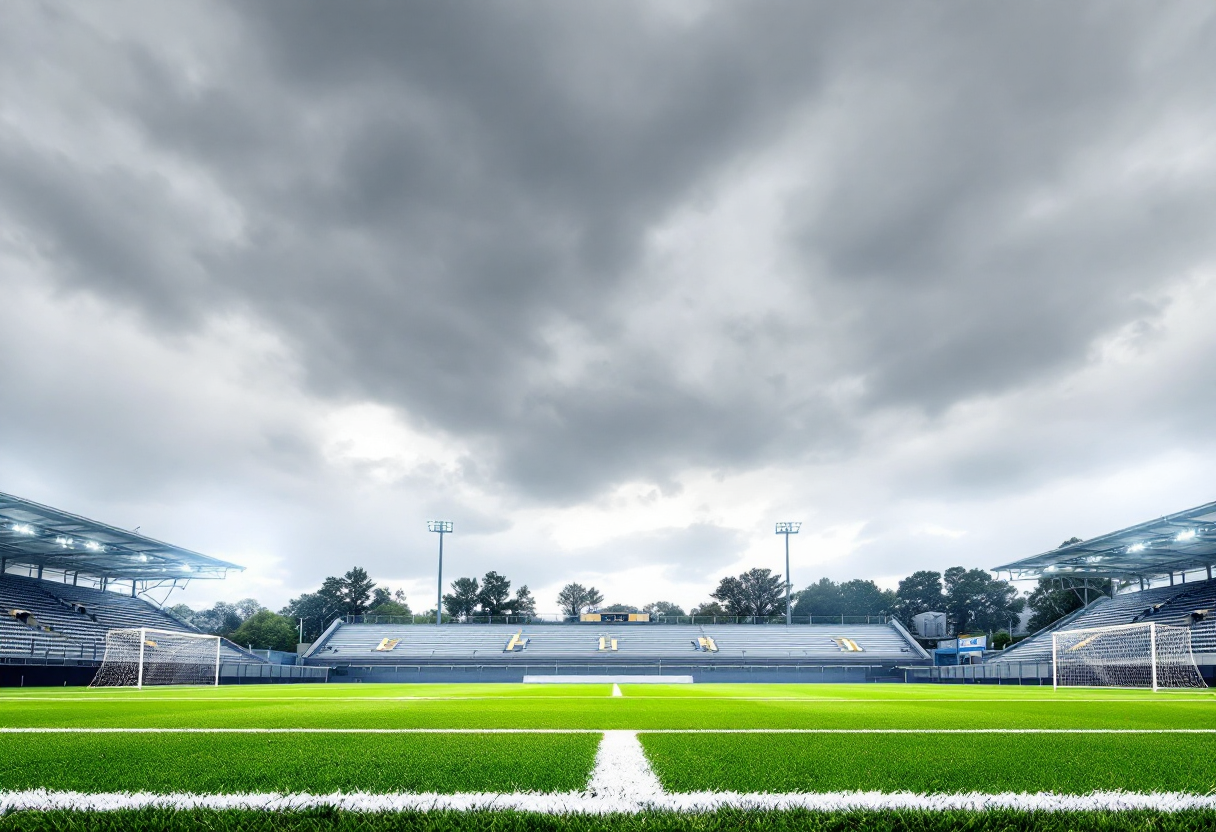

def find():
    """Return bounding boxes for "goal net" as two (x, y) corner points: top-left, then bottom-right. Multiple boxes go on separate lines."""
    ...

(1053, 622), (1206, 691)
(90, 628), (222, 688)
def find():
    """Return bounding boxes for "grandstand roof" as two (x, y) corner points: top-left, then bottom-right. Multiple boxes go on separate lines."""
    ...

(0, 491), (242, 581)
(994, 499), (1216, 581)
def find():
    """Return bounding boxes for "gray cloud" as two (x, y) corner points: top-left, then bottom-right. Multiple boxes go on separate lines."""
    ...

(3, 1), (1216, 608)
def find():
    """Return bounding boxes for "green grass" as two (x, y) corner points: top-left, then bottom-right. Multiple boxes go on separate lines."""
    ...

(641, 732), (1216, 794)
(5, 809), (1216, 832)
(1, 683), (1213, 730)
(0, 733), (599, 794)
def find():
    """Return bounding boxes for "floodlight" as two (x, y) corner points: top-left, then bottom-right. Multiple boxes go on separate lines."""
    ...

(10, 523), (35, 535)
(1176, 529), (1197, 542)
(775, 521), (802, 625)
(55, 536), (74, 548)
(428, 520), (453, 626)
(84, 540), (105, 551)
(1127, 542), (1147, 553)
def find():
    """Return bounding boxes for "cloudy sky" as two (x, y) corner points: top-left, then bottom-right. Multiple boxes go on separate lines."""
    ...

(2, 1), (1215, 614)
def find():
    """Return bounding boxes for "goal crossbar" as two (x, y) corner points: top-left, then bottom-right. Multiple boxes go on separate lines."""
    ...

(90, 628), (223, 688)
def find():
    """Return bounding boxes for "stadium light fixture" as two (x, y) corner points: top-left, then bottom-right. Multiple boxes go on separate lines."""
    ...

(428, 521), (453, 627)
(55, 536), (74, 548)
(1127, 542), (1147, 553)
(84, 540), (105, 552)
(775, 522), (801, 626)
(9, 523), (35, 536)
(1176, 529), (1197, 542)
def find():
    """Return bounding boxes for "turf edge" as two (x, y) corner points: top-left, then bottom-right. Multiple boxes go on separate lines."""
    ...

(4, 809), (1216, 832)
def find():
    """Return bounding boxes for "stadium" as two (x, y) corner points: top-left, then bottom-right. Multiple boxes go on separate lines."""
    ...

(3, 490), (1216, 831)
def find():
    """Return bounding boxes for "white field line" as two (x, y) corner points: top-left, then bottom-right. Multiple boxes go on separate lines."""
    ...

(2, 727), (1216, 734)
(0, 695), (1211, 703)
(3, 790), (1216, 814)
(3, 731), (1216, 814)
(612, 684), (623, 697)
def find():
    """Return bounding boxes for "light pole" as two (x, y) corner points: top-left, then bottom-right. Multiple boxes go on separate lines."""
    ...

(775, 522), (801, 625)
(428, 520), (453, 626)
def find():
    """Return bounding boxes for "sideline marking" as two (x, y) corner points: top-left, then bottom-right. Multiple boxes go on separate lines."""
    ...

(612, 684), (623, 698)
(2, 727), (1216, 734)
(2, 790), (1216, 814)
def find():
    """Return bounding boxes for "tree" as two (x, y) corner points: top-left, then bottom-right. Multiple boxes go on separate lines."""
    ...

(556, 583), (603, 618)
(229, 610), (298, 652)
(235, 598), (266, 620)
(943, 567), (1025, 634)
(793, 578), (844, 617)
(893, 570), (945, 625)
(711, 568), (784, 616)
(691, 601), (727, 617)
(368, 587), (411, 617)
(280, 591), (344, 642)
(643, 601), (685, 618)
(839, 580), (896, 617)
(510, 585), (537, 616)
(342, 567), (376, 615)
(1026, 576), (1112, 632)
(477, 571), (513, 615)
(444, 577), (480, 620)
(600, 603), (637, 613)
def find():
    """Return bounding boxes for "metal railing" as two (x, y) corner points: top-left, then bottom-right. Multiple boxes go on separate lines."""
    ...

(343, 614), (893, 626)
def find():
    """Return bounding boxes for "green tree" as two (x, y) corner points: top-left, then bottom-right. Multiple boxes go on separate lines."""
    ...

(793, 578), (844, 617)
(943, 567), (1025, 634)
(556, 583), (603, 617)
(444, 577), (480, 620)
(229, 610), (299, 652)
(643, 601), (685, 618)
(510, 585), (537, 616)
(691, 601), (728, 617)
(711, 568), (784, 617)
(342, 567), (376, 615)
(477, 571), (513, 615)
(279, 591), (344, 642)
(839, 579), (896, 617)
(600, 603), (637, 613)
(893, 570), (945, 625)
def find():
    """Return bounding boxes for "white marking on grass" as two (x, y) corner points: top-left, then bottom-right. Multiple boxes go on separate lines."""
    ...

(3, 789), (1216, 814)
(612, 684), (622, 698)
(3, 727), (1215, 734)
(586, 731), (664, 807)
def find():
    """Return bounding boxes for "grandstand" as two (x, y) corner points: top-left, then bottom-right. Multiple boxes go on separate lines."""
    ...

(301, 619), (930, 682)
(0, 491), (320, 685)
(938, 499), (1216, 683)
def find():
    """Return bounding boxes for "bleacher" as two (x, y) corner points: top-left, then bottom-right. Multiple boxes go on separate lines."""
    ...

(0, 573), (263, 665)
(992, 578), (1216, 664)
(303, 620), (929, 667)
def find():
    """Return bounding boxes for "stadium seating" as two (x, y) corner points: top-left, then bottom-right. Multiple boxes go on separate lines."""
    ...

(303, 621), (926, 664)
(993, 578), (1216, 664)
(0, 572), (264, 665)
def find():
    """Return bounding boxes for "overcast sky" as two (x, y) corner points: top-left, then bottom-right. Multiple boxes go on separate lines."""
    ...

(2, 1), (1216, 614)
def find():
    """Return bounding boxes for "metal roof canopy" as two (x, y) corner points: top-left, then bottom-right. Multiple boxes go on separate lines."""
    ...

(0, 491), (242, 581)
(994, 499), (1216, 582)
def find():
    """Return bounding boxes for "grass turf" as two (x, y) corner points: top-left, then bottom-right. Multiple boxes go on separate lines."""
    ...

(0, 733), (599, 794)
(5, 809), (1216, 832)
(1, 683), (1214, 730)
(641, 732), (1216, 795)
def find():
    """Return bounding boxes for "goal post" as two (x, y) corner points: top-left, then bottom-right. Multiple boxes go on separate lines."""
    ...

(1052, 621), (1206, 691)
(90, 628), (224, 688)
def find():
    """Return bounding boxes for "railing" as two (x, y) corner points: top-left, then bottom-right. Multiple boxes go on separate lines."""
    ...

(343, 614), (893, 626)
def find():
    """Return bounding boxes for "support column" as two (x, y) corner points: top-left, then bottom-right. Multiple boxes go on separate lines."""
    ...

(35, 565), (42, 580)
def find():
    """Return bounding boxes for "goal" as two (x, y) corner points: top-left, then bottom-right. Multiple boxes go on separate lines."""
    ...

(1052, 621), (1206, 691)
(90, 628), (222, 688)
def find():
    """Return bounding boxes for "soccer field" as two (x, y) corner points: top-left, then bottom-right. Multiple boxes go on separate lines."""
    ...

(2, 682), (1215, 830)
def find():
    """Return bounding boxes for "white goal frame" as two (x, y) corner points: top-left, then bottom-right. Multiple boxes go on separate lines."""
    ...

(90, 628), (223, 689)
(1052, 621), (1206, 691)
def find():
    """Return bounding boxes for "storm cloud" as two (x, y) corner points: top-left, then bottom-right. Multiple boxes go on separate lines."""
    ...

(2, 1), (1215, 610)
